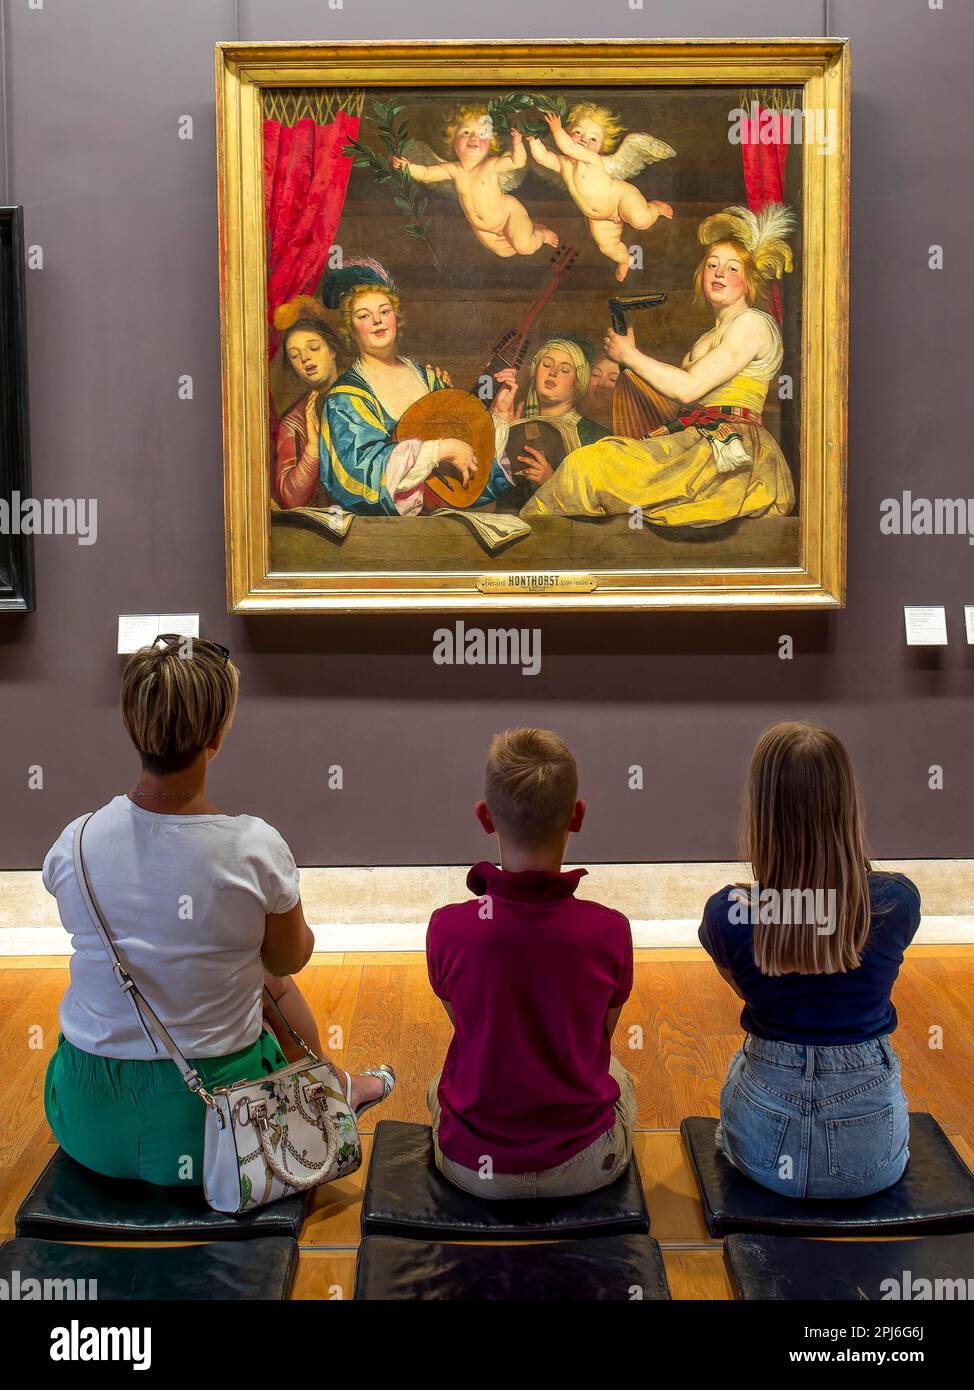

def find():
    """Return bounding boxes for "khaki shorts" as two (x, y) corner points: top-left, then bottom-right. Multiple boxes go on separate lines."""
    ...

(426, 1055), (637, 1200)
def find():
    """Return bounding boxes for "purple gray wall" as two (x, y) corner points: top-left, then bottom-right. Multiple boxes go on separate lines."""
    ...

(1, 0), (971, 869)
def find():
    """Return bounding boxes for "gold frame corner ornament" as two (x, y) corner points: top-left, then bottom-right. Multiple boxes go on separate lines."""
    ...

(216, 39), (850, 615)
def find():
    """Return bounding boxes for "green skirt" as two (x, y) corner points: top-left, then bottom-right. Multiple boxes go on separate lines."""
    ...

(44, 1030), (289, 1188)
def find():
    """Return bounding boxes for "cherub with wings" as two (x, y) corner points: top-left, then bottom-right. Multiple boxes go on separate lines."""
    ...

(391, 105), (559, 259)
(527, 103), (675, 281)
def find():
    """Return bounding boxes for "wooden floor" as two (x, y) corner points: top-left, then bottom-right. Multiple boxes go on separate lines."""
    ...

(2, 946), (973, 1301)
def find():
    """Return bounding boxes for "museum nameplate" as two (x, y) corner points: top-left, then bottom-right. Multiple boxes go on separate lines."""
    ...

(477, 573), (598, 595)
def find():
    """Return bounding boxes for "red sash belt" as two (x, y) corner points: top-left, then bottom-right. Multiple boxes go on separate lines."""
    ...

(648, 404), (764, 437)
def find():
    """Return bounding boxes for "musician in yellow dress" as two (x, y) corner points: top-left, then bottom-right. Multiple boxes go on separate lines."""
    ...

(521, 204), (797, 527)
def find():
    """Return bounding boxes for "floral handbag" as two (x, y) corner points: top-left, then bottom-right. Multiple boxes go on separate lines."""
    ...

(73, 814), (362, 1213)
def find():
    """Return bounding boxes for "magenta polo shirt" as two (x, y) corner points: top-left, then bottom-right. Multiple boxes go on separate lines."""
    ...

(426, 861), (634, 1175)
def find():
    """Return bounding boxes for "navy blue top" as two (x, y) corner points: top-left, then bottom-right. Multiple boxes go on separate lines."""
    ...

(697, 872), (922, 1044)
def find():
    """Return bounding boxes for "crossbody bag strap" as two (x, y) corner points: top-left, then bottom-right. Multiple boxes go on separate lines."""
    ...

(261, 983), (322, 1065)
(72, 814), (214, 1105)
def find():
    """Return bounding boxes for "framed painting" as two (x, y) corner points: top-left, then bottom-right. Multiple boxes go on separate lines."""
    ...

(0, 206), (35, 613)
(216, 39), (849, 613)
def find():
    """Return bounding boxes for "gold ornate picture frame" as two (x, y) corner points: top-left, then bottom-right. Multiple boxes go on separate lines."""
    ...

(216, 39), (849, 613)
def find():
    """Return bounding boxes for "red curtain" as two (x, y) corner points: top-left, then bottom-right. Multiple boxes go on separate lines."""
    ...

(263, 111), (361, 359)
(740, 103), (788, 322)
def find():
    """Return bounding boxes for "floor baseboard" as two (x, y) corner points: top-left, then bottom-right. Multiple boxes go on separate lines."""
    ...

(3, 915), (973, 957)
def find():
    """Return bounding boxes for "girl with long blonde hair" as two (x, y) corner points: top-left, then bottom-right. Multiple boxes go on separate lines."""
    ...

(698, 721), (920, 1198)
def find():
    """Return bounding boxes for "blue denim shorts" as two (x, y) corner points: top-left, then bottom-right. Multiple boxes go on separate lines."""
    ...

(716, 1034), (910, 1199)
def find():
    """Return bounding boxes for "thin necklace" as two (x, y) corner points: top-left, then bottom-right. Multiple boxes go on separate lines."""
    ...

(131, 787), (198, 801)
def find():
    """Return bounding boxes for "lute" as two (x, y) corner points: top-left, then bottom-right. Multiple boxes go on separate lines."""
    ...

(607, 291), (679, 437)
(396, 244), (579, 509)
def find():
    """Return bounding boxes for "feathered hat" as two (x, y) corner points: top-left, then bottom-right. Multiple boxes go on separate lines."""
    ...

(272, 294), (331, 334)
(697, 203), (795, 282)
(321, 256), (396, 311)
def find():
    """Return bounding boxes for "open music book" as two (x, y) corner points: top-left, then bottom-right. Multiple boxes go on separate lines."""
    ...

(436, 508), (532, 554)
(273, 504), (355, 539)
(271, 501), (530, 553)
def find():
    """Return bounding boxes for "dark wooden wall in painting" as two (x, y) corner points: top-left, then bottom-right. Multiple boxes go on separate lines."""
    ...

(0, 0), (971, 870)
(0, 206), (34, 613)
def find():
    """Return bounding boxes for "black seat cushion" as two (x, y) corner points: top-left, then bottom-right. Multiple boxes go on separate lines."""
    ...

(361, 1120), (649, 1241)
(16, 1149), (307, 1241)
(354, 1232), (670, 1300)
(0, 1236), (298, 1300)
(725, 1231), (974, 1300)
(682, 1113), (974, 1237)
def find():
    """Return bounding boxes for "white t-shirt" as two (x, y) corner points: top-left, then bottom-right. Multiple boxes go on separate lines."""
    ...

(43, 795), (301, 1060)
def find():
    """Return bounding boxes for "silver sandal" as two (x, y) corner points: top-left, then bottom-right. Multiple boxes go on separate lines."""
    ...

(344, 1063), (396, 1118)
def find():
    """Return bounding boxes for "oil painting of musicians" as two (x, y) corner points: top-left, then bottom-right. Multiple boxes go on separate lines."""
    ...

(262, 84), (804, 575)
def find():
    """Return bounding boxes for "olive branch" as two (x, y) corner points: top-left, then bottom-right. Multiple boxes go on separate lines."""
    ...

(342, 99), (441, 270)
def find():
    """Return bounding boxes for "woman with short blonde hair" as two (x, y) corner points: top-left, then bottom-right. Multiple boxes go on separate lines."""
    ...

(698, 721), (920, 1199)
(43, 634), (393, 1188)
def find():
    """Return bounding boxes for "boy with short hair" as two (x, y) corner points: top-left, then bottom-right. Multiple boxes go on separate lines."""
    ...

(426, 727), (635, 1198)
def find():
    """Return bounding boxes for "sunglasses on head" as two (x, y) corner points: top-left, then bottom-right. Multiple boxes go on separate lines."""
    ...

(154, 633), (231, 664)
